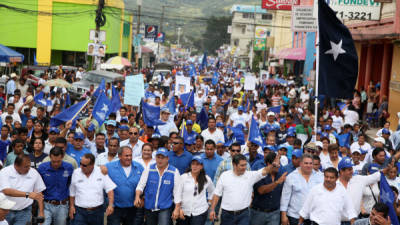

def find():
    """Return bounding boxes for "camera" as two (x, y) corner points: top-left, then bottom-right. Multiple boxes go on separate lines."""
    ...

(26, 216), (45, 225)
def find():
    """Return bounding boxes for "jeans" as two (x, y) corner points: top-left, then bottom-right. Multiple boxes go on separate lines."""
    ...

(134, 207), (145, 225)
(73, 206), (104, 225)
(108, 207), (141, 225)
(145, 207), (172, 225)
(44, 202), (69, 225)
(341, 222), (351, 225)
(205, 199), (221, 225)
(288, 216), (312, 225)
(220, 208), (249, 225)
(176, 211), (208, 225)
(250, 208), (280, 225)
(6, 205), (32, 225)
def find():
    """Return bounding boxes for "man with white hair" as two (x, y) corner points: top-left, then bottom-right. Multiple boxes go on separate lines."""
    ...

(0, 193), (16, 225)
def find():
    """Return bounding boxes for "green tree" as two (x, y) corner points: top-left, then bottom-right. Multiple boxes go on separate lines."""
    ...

(202, 16), (231, 54)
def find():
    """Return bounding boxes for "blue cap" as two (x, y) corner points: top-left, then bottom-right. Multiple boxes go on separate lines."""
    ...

(382, 128), (390, 135)
(321, 132), (329, 138)
(74, 132), (85, 140)
(287, 132), (296, 137)
(216, 122), (225, 128)
(87, 123), (96, 132)
(161, 106), (171, 113)
(49, 127), (60, 134)
(288, 127), (296, 133)
(278, 145), (288, 150)
(367, 163), (380, 174)
(120, 117), (128, 123)
(324, 125), (332, 130)
(186, 120), (193, 125)
(106, 120), (117, 127)
(184, 138), (195, 145)
(263, 145), (276, 151)
(338, 157), (354, 170)
(156, 147), (169, 157)
(192, 155), (203, 164)
(119, 125), (129, 131)
(151, 133), (161, 139)
(360, 148), (368, 154)
(292, 149), (303, 158)
(238, 106), (245, 111)
(279, 118), (286, 124)
(216, 141), (224, 145)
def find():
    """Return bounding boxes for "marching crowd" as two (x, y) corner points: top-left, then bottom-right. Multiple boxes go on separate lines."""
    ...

(0, 63), (398, 225)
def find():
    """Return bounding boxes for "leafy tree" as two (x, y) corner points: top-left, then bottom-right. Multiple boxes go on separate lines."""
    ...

(201, 16), (231, 54)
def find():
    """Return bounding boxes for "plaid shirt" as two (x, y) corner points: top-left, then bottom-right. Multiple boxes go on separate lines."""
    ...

(213, 156), (250, 184)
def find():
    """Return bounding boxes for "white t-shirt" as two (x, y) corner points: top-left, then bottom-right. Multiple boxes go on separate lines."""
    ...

(230, 112), (248, 127)
(331, 115), (344, 133)
(343, 110), (359, 126)
(122, 166), (132, 177)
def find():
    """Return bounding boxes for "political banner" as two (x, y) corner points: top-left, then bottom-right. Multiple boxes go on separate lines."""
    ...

(244, 75), (257, 90)
(175, 76), (192, 95)
(124, 75), (145, 106)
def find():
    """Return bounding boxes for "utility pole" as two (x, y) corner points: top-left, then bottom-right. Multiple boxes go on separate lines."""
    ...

(92, 0), (105, 70)
(177, 27), (182, 48)
(135, 0), (142, 71)
(157, 5), (166, 63)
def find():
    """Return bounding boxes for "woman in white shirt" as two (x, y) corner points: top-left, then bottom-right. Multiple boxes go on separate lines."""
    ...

(174, 155), (214, 225)
(133, 143), (155, 170)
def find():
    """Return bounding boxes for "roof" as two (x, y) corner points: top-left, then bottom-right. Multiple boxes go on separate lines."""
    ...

(0, 44), (24, 63)
(230, 5), (268, 14)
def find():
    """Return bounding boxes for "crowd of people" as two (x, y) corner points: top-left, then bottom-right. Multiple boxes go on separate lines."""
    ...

(0, 62), (398, 225)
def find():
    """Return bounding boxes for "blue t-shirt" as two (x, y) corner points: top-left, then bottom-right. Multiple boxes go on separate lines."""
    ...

(0, 139), (10, 162)
(168, 150), (193, 174)
(66, 143), (91, 165)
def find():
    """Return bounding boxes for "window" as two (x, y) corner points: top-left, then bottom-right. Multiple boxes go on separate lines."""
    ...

(241, 26), (246, 34)
(234, 39), (239, 46)
(242, 13), (254, 19)
(262, 14), (273, 20)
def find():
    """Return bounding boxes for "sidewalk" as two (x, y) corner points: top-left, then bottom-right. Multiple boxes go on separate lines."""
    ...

(365, 127), (379, 144)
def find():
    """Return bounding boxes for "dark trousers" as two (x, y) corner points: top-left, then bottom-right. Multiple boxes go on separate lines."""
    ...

(73, 206), (104, 225)
(176, 211), (208, 225)
(288, 216), (312, 225)
(107, 206), (143, 225)
(220, 209), (249, 225)
(145, 207), (172, 225)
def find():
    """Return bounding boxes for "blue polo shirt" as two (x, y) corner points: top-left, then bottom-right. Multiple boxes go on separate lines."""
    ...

(283, 163), (296, 174)
(0, 139), (10, 162)
(66, 143), (91, 165)
(106, 160), (144, 208)
(244, 153), (264, 168)
(168, 150), (193, 174)
(252, 167), (285, 211)
(201, 152), (223, 181)
(251, 159), (266, 171)
(38, 161), (74, 201)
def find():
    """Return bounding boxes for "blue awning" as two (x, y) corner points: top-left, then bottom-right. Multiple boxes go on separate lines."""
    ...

(0, 44), (24, 63)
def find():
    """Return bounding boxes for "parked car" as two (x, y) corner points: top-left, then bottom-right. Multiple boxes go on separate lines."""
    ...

(69, 70), (124, 100)
(21, 65), (77, 86)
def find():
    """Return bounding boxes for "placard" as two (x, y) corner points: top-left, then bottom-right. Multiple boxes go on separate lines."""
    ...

(244, 76), (257, 90)
(124, 75), (144, 106)
(291, 6), (318, 32)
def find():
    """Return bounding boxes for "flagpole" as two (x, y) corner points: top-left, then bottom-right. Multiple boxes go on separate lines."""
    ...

(71, 99), (91, 122)
(313, 0), (320, 142)
(185, 90), (194, 108)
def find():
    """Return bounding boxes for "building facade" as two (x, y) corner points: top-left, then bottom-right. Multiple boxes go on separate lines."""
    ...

(0, 0), (133, 67)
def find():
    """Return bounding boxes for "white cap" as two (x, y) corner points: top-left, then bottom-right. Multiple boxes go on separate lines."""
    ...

(350, 145), (361, 154)
(10, 73), (17, 78)
(0, 193), (15, 210)
(210, 89), (215, 92)
(374, 137), (385, 144)
(267, 112), (275, 116)
(316, 141), (323, 148)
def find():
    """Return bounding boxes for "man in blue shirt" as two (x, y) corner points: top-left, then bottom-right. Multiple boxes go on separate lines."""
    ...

(168, 137), (192, 174)
(0, 125), (10, 164)
(106, 146), (144, 225)
(201, 139), (223, 181)
(38, 147), (74, 225)
(245, 141), (264, 168)
(283, 149), (302, 174)
(66, 132), (91, 165)
(251, 152), (287, 225)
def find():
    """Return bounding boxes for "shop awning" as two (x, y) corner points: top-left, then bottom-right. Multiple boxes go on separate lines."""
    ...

(276, 48), (306, 61)
(0, 44), (24, 63)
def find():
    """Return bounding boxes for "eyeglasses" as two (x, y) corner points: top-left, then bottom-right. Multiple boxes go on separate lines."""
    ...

(80, 163), (90, 167)
(194, 185), (198, 196)
(173, 142), (183, 145)
(129, 132), (138, 135)
(230, 150), (241, 153)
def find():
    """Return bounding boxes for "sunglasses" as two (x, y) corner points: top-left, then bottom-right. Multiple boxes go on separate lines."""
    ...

(173, 142), (183, 145)
(194, 185), (198, 196)
(230, 150), (241, 153)
(80, 163), (90, 167)
(129, 132), (138, 135)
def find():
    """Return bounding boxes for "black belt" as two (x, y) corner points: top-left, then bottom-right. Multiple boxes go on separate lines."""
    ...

(311, 221), (319, 225)
(251, 206), (279, 213)
(222, 207), (248, 215)
(44, 199), (68, 205)
(76, 205), (102, 211)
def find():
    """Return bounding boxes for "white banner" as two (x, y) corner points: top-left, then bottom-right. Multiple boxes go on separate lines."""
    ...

(291, 6), (318, 32)
(175, 76), (192, 95)
(328, 0), (381, 21)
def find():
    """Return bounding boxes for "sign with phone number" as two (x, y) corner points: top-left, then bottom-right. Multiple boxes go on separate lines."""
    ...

(327, 0), (381, 21)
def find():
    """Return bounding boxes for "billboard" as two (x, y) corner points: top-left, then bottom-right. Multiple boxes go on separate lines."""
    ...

(145, 25), (158, 39)
(261, 0), (299, 10)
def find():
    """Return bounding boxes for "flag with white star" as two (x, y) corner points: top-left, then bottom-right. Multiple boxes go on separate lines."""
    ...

(318, 0), (358, 99)
(92, 91), (111, 126)
(380, 172), (400, 225)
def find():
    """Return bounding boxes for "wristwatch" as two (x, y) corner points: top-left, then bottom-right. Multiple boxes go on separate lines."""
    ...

(25, 192), (30, 199)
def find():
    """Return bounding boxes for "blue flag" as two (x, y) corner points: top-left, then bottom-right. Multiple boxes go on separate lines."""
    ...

(189, 64), (197, 77)
(142, 101), (166, 127)
(337, 102), (346, 111)
(267, 105), (281, 114)
(92, 92), (111, 126)
(318, 0), (358, 99)
(65, 93), (71, 109)
(180, 91), (194, 108)
(110, 86), (122, 113)
(228, 125), (245, 145)
(50, 99), (89, 127)
(93, 78), (105, 98)
(380, 172), (400, 225)
(212, 71), (219, 86)
(224, 98), (231, 107)
(337, 133), (350, 148)
(197, 107), (208, 130)
(199, 52), (208, 71)
(166, 96), (176, 115)
(249, 117), (265, 146)
(34, 92), (52, 107)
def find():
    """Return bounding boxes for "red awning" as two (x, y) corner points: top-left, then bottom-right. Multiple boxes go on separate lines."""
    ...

(141, 46), (153, 53)
(276, 48), (306, 60)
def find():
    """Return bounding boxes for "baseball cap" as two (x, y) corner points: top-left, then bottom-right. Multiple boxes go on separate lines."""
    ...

(238, 106), (245, 111)
(161, 107), (171, 114)
(338, 157), (354, 170)
(192, 155), (204, 164)
(279, 118), (286, 124)
(304, 142), (317, 152)
(350, 146), (361, 154)
(316, 141), (323, 148)
(264, 145), (277, 151)
(216, 122), (225, 128)
(267, 112), (275, 117)
(303, 116), (310, 122)
(105, 120), (117, 127)
(324, 125), (332, 130)
(120, 117), (128, 123)
(87, 123), (96, 132)
(292, 149), (303, 158)
(287, 132), (296, 137)
(374, 137), (385, 144)
(119, 125), (129, 131)
(74, 132), (85, 140)
(278, 145), (288, 151)
(0, 193), (15, 210)
(156, 147), (169, 157)
(216, 141), (224, 145)
(49, 127), (60, 134)
(382, 128), (391, 135)
(288, 127), (296, 133)
(186, 120), (193, 125)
